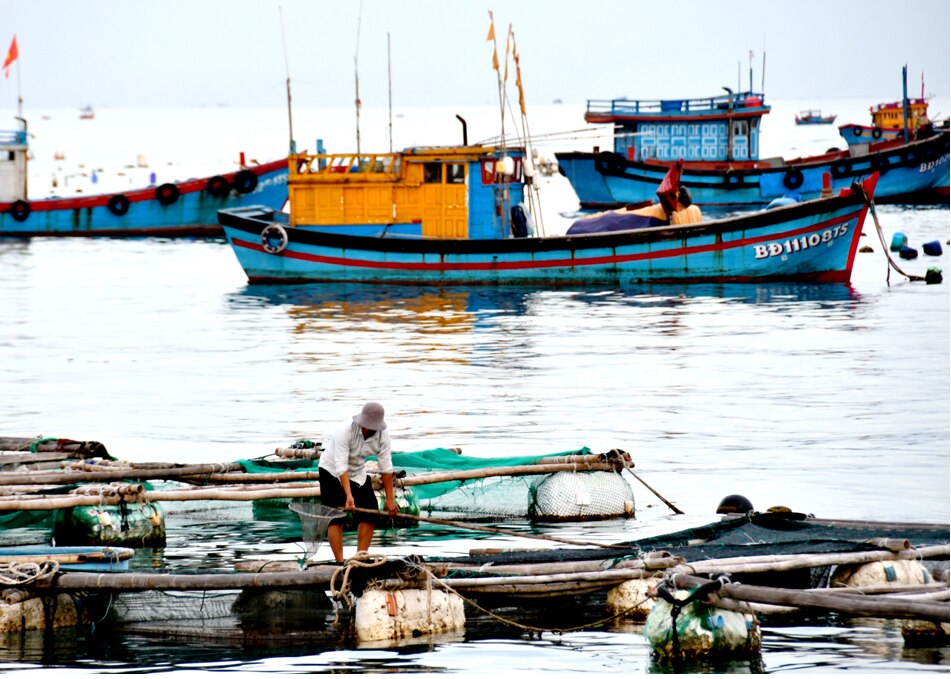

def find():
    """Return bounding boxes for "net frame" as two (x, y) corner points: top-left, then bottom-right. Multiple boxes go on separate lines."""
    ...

(288, 501), (345, 561)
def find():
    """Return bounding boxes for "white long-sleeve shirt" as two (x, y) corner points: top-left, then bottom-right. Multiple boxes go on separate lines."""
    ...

(318, 418), (393, 487)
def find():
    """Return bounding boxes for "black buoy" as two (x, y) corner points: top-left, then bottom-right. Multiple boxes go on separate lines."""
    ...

(899, 246), (918, 260)
(925, 267), (943, 285)
(716, 494), (753, 514)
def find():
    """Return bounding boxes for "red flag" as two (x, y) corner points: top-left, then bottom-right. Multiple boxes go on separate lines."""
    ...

(656, 159), (684, 213)
(2, 35), (17, 78)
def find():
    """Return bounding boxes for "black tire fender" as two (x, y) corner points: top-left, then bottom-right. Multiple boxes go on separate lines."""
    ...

(9, 199), (30, 222)
(233, 169), (258, 194)
(205, 175), (230, 198)
(156, 183), (180, 206)
(782, 167), (804, 190)
(107, 194), (130, 216)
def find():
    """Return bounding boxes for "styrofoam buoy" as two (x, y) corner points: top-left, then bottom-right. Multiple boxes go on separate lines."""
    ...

(899, 246), (918, 260)
(354, 587), (465, 642)
(831, 559), (931, 588)
(0, 594), (82, 632)
(644, 582), (760, 661)
(607, 575), (662, 620)
(890, 232), (908, 251)
(922, 240), (943, 256)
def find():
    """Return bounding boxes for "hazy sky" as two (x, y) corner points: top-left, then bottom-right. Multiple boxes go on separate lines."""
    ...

(1, 0), (949, 111)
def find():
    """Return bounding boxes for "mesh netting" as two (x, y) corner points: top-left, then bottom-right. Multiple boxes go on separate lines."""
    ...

(288, 501), (345, 561)
(238, 446), (635, 521)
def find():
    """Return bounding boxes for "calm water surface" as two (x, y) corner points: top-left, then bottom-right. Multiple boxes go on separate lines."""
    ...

(0, 105), (948, 675)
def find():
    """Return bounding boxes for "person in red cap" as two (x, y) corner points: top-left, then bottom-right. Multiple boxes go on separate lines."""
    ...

(318, 402), (399, 562)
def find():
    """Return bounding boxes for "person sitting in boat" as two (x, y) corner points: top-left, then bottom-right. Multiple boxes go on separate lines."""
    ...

(318, 402), (399, 563)
(566, 159), (702, 234)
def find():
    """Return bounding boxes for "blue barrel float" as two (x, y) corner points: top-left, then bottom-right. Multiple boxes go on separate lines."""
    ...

(922, 241), (943, 256)
(890, 232), (908, 251)
(899, 246), (918, 260)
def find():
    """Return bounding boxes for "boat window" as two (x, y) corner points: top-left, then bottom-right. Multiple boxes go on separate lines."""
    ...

(424, 163), (442, 183)
(446, 163), (465, 184)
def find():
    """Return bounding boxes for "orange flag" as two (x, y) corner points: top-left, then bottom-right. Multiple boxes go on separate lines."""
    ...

(487, 12), (499, 72)
(2, 35), (17, 79)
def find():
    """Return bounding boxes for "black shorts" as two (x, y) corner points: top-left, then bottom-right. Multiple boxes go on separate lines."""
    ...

(319, 467), (379, 525)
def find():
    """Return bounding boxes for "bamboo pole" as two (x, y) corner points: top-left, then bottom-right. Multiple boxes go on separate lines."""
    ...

(0, 462), (246, 486)
(38, 565), (341, 592)
(682, 544), (949, 575)
(671, 572), (949, 622)
(434, 555), (682, 577)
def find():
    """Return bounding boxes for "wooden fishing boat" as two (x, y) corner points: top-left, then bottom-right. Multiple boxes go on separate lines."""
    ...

(0, 119), (288, 237)
(555, 88), (948, 208)
(0, 545), (133, 572)
(795, 109), (836, 125)
(839, 68), (935, 147)
(218, 144), (880, 285)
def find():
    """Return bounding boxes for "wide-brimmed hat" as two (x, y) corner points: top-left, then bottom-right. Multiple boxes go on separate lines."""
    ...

(353, 402), (387, 431)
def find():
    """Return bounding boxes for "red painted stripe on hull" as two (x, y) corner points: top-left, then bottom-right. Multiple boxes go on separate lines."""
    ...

(233, 209), (861, 273)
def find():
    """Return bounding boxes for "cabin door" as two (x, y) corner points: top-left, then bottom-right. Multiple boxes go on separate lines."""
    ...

(420, 162), (468, 238)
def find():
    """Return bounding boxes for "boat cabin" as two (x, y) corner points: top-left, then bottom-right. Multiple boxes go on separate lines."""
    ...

(0, 121), (28, 202)
(288, 145), (526, 240)
(583, 90), (770, 163)
(870, 98), (929, 130)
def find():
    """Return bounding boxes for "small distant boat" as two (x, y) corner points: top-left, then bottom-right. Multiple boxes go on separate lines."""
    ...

(0, 117), (289, 237)
(79, 105), (94, 120)
(795, 109), (836, 125)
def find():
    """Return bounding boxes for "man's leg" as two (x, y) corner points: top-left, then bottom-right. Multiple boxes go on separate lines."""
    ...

(356, 521), (374, 553)
(328, 523), (344, 562)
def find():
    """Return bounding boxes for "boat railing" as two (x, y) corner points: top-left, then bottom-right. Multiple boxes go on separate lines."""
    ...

(0, 129), (28, 147)
(586, 91), (767, 117)
(291, 153), (402, 181)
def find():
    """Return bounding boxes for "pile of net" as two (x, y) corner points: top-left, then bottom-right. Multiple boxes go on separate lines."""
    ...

(238, 446), (635, 522)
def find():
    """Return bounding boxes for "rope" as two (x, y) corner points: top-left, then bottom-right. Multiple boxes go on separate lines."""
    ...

(357, 555), (658, 635)
(0, 560), (60, 587)
(856, 184), (926, 283)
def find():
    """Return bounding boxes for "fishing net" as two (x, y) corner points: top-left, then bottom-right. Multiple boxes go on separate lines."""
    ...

(239, 446), (635, 522)
(289, 501), (345, 561)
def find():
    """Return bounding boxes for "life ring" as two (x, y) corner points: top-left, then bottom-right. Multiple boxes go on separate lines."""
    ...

(260, 223), (288, 254)
(233, 169), (258, 194)
(107, 194), (130, 216)
(9, 199), (30, 222)
(872, 127), (883, 139)
(205, 175), (230, 198)
(830, 160), (851, 179)
(156, 183), (180, 206)
(782, 168), (804, 190)
(852, 126), (864, 137)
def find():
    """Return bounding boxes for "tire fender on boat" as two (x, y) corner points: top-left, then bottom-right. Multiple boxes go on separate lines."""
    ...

(872, 127), (883, 139)
(107, 194), (130, 216)
(9, 199), (31, 222)
(205, 175), (230, 198)
(233, 169), (259, 194)
(871, 155), (891, 176)
(260, 223), (288, 254)
(156, 183), (180, 206)
(782, 168), (804, 190)
(830, 160), (851, 179)
(852, 125), (864, 137)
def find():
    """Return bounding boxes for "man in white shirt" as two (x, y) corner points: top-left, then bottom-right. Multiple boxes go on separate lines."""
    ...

(318, 402), (398, 562)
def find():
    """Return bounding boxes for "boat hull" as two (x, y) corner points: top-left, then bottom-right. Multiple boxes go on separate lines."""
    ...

(556, 133), (947, 209)
(220, 176), (876, 286)
(0, 160), (288, 237)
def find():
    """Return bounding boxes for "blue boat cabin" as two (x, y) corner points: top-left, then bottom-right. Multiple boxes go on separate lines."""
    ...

(584, 91), (770, 163)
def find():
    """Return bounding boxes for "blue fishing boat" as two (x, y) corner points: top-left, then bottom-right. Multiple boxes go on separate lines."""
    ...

(218, 141), (881, 285)
(0, 118), (289, 237)
(795, 109), (836, 125)
(555, 89), (948, 209)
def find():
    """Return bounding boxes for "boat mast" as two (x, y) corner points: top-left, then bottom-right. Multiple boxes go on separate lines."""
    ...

(387, 32), (393, 154)
(278, 6), (295, 154)
(902, 64), (909, 143)
(354, 0), (363, 157)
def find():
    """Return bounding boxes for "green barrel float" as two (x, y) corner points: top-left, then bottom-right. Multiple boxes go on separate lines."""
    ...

(53, 501), (166, 547)
(644, 580), (761, 662)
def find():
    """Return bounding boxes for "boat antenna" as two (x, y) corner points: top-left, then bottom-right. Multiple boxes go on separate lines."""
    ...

(354, 0), (363, 156)
(278, 6), (295, 154)
(761, 39), (766, 93)
(387, 32), (393, 153)
(748, 49), (753, 93)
